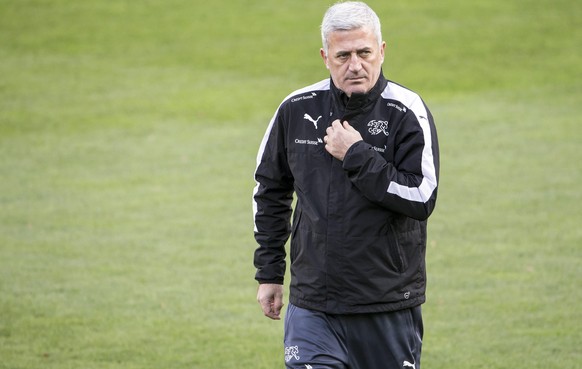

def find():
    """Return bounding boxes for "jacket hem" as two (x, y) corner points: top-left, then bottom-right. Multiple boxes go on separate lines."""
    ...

(289, 295), (426, 315)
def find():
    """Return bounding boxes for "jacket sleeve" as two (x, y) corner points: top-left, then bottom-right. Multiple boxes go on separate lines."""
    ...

(252, 106), (294, 284)
(342, 98), (439, 220)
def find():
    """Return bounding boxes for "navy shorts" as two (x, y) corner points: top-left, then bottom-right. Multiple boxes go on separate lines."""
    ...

(284, 303), (423, 369)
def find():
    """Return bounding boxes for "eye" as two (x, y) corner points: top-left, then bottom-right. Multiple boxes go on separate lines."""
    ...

(358, 50), (372, 57)
(337, 53), (350, 61)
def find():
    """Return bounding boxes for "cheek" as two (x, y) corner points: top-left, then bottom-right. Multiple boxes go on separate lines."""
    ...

(332, 63), (349, 74)
(329, 64), (344, 77)
(364, 60), (381, 74)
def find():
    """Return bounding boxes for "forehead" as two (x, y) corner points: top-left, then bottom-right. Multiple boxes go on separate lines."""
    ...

(327, 27), (378, 52)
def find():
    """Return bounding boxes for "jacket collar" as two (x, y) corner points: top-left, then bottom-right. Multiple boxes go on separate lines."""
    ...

(330, 71), (388, 122)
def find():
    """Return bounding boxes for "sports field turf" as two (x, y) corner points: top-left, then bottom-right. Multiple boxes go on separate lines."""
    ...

(0, 0), (580, 368)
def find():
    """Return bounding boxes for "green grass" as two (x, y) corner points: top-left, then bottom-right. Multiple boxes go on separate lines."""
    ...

(0, 0), (580, 368)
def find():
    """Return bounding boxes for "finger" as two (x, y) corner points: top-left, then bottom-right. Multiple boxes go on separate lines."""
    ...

(267, 302), (282, 320)
(267, 309), (281, 320)
(332, 120), (343, 129)
(259, 298), (279, 320)
(270, 306), (282, 320)
(327, 119), (340, 134)
(272, 295), (284, 316)
(269, 288), (283, 318)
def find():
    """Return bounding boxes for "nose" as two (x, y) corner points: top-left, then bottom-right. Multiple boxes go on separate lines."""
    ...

(348, 53), (362, 72)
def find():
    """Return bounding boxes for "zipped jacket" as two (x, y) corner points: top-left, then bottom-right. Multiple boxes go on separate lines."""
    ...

(253, 73), (439, 314)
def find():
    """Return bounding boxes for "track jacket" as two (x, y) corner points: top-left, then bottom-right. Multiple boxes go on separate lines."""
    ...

(253, 72), (439, 314)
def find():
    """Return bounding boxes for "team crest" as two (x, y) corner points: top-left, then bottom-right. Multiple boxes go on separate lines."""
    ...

(285, 345), (300, 362)
(368, 120), (390, 136)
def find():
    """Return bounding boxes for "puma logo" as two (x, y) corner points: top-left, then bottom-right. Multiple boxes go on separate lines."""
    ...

(403, 361), (416, 369)
(303, 113), (322, 129)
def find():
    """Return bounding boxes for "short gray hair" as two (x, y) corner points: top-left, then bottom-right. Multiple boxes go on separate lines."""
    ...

(320, 1), (383, 53)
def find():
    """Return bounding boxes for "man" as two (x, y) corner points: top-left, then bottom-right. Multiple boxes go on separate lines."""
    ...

(253, 2), (439, 368)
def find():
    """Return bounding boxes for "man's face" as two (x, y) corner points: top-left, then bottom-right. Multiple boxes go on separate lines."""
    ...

(321, 27), (386, 97)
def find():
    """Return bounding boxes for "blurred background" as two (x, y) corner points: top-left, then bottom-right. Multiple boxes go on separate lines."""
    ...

(0, 0), (580, 368)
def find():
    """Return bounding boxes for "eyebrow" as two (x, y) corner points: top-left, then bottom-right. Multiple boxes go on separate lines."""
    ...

(335, 47), (373, 57)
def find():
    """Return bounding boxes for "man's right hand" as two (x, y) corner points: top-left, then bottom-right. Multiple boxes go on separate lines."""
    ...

(257, 283), (284, 320)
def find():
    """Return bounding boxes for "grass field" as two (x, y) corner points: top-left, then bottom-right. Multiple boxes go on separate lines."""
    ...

(0, 0), (580, 368)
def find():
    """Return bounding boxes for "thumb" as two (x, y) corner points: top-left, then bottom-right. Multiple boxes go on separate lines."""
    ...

(271, 288), (284, 315)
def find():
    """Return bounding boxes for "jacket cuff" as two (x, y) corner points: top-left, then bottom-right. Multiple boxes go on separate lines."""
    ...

(343, 140), (372, 171)
(256, 279), (284, 285)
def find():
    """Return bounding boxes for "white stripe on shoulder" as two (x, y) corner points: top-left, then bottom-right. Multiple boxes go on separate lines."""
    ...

(382, 82), (437, 203)
(282, 78), (330, 102)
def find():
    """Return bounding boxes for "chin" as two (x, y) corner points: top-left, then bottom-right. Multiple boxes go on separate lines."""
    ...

(343, 82), (370, 96)
(346, 87), (368, 96)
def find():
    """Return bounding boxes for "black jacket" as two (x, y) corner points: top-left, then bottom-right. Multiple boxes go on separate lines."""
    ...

(253, 73), (439, 314)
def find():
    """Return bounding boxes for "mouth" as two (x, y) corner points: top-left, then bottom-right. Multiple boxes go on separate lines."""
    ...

(346, 76), (366, 83)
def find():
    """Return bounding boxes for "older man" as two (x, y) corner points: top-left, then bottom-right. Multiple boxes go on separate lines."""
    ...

(253, 2), (440, 368)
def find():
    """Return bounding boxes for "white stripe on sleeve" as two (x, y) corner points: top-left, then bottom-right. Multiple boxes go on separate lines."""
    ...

(382, 83), (437, 203)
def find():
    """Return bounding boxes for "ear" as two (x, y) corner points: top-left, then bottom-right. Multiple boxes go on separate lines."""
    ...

(380, 41), (386, 64)
(320, 48), (329, 70)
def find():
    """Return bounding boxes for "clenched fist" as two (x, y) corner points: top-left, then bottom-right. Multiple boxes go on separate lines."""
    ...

(324, 120), (363, 161)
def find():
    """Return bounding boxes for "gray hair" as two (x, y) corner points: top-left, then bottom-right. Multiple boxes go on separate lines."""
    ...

(320, 1), (383, 53)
